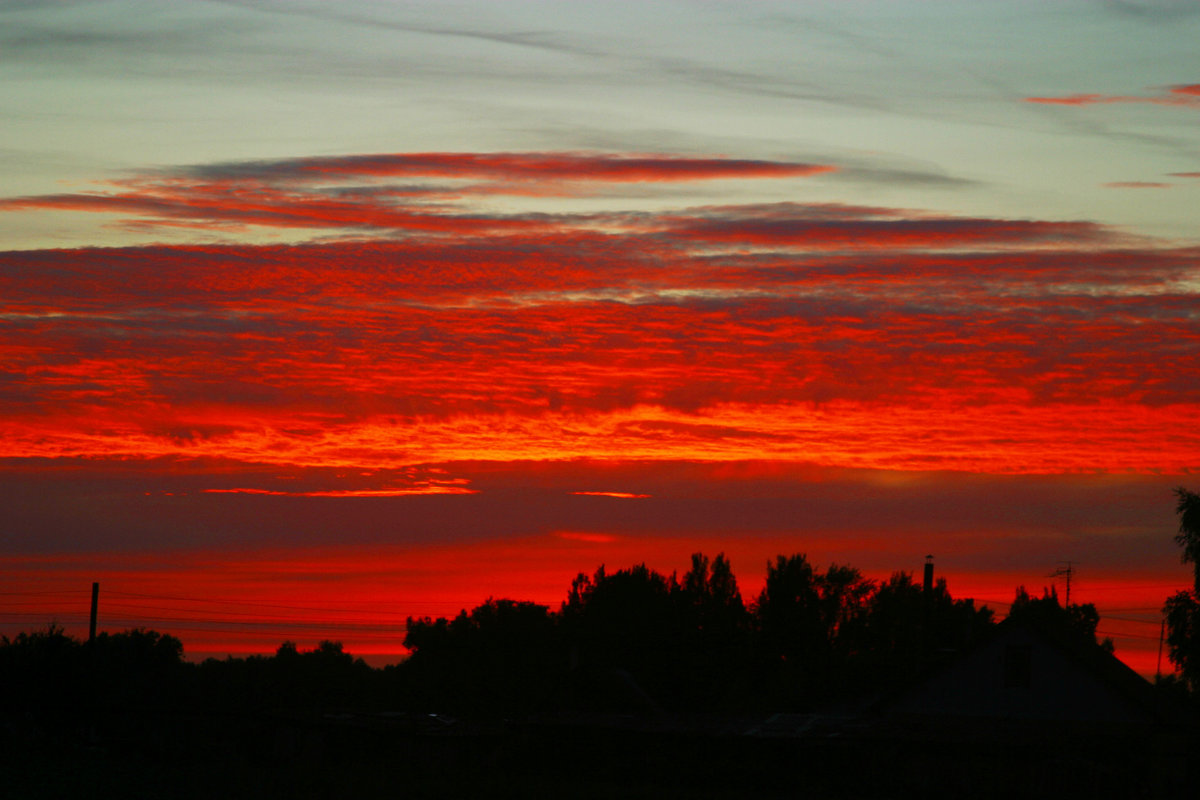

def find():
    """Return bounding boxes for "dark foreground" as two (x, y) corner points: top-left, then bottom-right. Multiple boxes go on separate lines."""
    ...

(5, 708), (1195, 800)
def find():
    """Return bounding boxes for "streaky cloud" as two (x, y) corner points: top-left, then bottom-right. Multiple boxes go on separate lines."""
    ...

(203, 487), (476, 497)
(1103, 0), (1200, 19)
(177, 151), (834, 183)
(1025, 84), (1200, 109)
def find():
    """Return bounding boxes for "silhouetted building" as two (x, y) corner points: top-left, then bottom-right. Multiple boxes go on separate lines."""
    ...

(862, 617), (1200, 796)
(876, 616), (1168, 723)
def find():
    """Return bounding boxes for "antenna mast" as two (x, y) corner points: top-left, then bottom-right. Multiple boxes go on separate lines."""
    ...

(1049, 561), (1074, 606)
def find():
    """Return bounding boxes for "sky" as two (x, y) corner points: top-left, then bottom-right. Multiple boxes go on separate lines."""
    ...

(1, 0), (1198, 674)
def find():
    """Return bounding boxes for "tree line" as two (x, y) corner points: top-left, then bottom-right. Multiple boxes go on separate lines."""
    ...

(3, 548), (1129, 717)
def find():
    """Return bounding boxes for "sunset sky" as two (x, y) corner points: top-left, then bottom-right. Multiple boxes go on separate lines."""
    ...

(2, 0), (1198, 674)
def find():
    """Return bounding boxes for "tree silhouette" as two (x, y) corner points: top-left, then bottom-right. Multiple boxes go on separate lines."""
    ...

(0, 624), (86, 711)
(404, 598), (558, 712)
(679, 553), (744, 623)
(846, 571), (994, 690)
(1009, 585), (1112, 652)
(553, 554), (758, 710)
(754, 554), (823, 673)
(855, 571), (926, 681)
(817, 564), (874, 659)
(1165, 487), (1200, 691)
(752, 555), (877, 704)
(673, 552), (751, 707)
(560, 563), (681, 708)
(1164, 591), (1200, 691)
(1173, 487), (1200, 593)
(90, 628), (187, 709)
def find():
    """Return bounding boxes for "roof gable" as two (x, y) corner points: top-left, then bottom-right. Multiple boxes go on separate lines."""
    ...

(877, 617), (1165, 723)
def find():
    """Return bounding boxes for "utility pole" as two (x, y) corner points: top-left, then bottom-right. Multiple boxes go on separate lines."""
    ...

(88, 581), (99, 643)
(1157, 616), (1166, 682)
(1050, 561), (1074, 607)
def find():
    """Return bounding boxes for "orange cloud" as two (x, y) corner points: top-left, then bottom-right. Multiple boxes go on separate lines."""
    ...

(202, 486), (476, 497)
(1025, 84), (1200, 109)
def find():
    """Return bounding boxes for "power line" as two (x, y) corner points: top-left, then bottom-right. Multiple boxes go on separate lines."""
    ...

(0, 590), (84, 597)
(1100, 614), (1164, 625)
(94, 624), (410, 642)
(98, 601), (414, 623)
(103, 590), (463, 615)
(106, 588), (390, 607)
(1096, 628), (1163, 641)
(99, 618), (404, 632)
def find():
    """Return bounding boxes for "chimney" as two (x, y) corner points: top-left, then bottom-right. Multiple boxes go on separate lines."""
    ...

(922, 555), (934, 594)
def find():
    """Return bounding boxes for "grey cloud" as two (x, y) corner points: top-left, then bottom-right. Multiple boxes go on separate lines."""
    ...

(830, 165), (977, 188)
(654, 57), (890, 111)
(1102, 0), (1200, 19)
(210, 0), (609, 58)
(0, 13), (252, 64)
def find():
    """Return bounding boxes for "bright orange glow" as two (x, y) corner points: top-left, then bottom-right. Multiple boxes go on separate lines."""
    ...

(2, 402), (1194, 475)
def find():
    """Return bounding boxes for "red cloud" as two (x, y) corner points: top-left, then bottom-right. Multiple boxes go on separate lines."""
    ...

(202, 487), (476, 497)
(0, 188), (552, 236)
(1103, 182), (1171, 189)
(1, 274), (1196, 474)
(0, 152), (832, 236)
(1025, 93), (1108, 106)
(267, 151), (835, 182)
(554, 531), (620, 542)
(1025, 83), (1200, 108)
(0, 152), (1196, 480)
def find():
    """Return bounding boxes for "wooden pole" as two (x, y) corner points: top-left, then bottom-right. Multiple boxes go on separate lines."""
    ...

(1157, 616), (1166, 681)
(88, 582), (99, 643)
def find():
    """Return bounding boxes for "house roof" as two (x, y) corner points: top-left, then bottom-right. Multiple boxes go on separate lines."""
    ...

(873, 615), (1197, 727)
